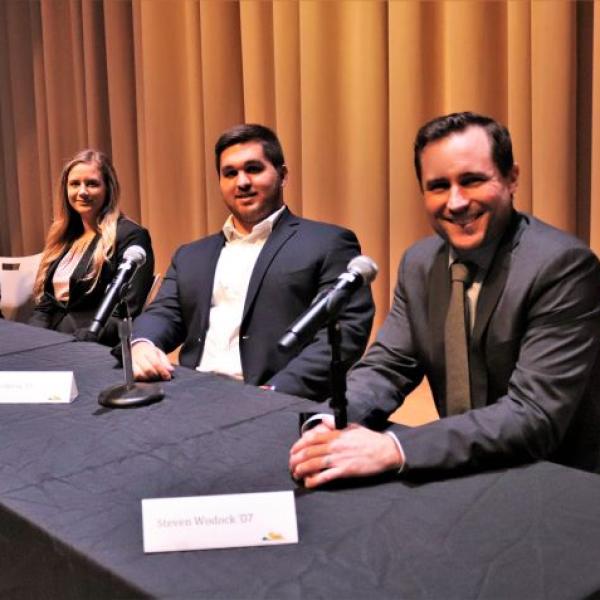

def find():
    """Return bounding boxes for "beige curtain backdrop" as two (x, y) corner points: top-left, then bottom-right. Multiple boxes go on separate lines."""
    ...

(1, 0), (599, 332)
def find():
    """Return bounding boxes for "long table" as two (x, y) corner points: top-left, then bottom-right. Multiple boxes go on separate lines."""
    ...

(1, 319), (600, 599)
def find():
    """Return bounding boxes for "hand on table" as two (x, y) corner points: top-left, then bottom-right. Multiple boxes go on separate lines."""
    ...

(132, 341), (174, 381)
(289, 416), (404, 488)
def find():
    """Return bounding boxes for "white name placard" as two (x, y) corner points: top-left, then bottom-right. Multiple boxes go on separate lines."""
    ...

(142, 491), (298, 553)
(0, 371), (77, 403)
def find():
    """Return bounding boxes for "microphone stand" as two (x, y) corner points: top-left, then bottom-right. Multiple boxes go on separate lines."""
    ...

(98, 296), (164, 408)
(328, 319), (347, 429)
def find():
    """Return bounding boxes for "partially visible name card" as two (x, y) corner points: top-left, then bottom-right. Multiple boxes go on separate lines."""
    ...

(142, 491), (298, 553)
(0, 371), (77, 403)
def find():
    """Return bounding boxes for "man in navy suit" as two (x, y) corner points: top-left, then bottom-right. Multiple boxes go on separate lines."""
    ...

(131, 124), (374, 401)
(290, 112), (600, 485)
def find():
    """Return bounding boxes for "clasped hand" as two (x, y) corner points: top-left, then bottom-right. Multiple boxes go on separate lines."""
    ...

(289, 416), (404, 488)
(131, 341), (174, 381)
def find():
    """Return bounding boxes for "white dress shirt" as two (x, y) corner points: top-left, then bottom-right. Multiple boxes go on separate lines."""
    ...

(196, 205), (286, 378)
(53, 246), (89, 301)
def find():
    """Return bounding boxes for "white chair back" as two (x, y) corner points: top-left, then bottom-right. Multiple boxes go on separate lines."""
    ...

(0, 253), (43, 322)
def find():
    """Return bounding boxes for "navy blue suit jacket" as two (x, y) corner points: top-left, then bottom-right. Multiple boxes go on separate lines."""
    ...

(347, 212), (600, 474)
(132, 209), (374, 400)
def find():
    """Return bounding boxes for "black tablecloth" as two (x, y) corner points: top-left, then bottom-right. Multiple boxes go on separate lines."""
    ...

(1, 320), (600, 599)
(0, 319), (72, 356)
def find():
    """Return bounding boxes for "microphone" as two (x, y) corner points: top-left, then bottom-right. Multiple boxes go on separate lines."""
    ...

(278, 255), (378, 353)
(88, 245), (147, 336)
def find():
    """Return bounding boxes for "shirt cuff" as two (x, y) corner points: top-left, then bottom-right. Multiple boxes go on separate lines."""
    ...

(300, 413), (333, 433)
(301, 417), (406, 474)
(384, 431), (406, 474)
(131, 338), (156, 347)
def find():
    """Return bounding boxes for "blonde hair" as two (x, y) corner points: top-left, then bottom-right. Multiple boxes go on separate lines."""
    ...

(34, 149), (121, 301)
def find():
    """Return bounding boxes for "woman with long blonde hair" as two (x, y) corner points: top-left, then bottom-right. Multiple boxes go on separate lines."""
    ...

(30, 149), (154, 345)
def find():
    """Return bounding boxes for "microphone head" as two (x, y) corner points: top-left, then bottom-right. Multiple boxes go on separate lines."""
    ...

(347, 255), (378, 285)
(123, 245), (147, 267)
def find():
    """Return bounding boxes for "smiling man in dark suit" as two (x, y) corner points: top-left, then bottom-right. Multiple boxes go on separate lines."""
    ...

(131, 123), (374, 400)
(290, 111), (600, 485)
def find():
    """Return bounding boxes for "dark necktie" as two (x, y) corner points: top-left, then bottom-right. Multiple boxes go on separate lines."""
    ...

(445, 261), (474, 416)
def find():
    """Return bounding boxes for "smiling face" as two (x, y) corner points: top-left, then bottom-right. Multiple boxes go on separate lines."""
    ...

(66, 161), (107, 229)
(420, 125), (519, 253)
(218, 141), (287, 234)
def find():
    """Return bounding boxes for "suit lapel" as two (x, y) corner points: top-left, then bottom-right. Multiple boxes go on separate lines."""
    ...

(471, 213), (524, 345)
(242, 209), (298, 323)
(469, 212), (525, 408)
(197, 234), (226, 309)
(45, 247), (68, 296)
(187, 233), (225, 368)
(428, 244), (450, 383)
(67, 235), (100, 308)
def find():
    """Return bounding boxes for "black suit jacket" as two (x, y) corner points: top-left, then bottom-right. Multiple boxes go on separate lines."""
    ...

(347, 212), (600, 473)
(29, 217), (154, 346)
(132, 209), (374, 400)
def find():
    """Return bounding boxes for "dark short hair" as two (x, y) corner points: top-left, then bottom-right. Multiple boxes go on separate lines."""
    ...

(413, 112), (514, 187)
(214, 124), (285, 173)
